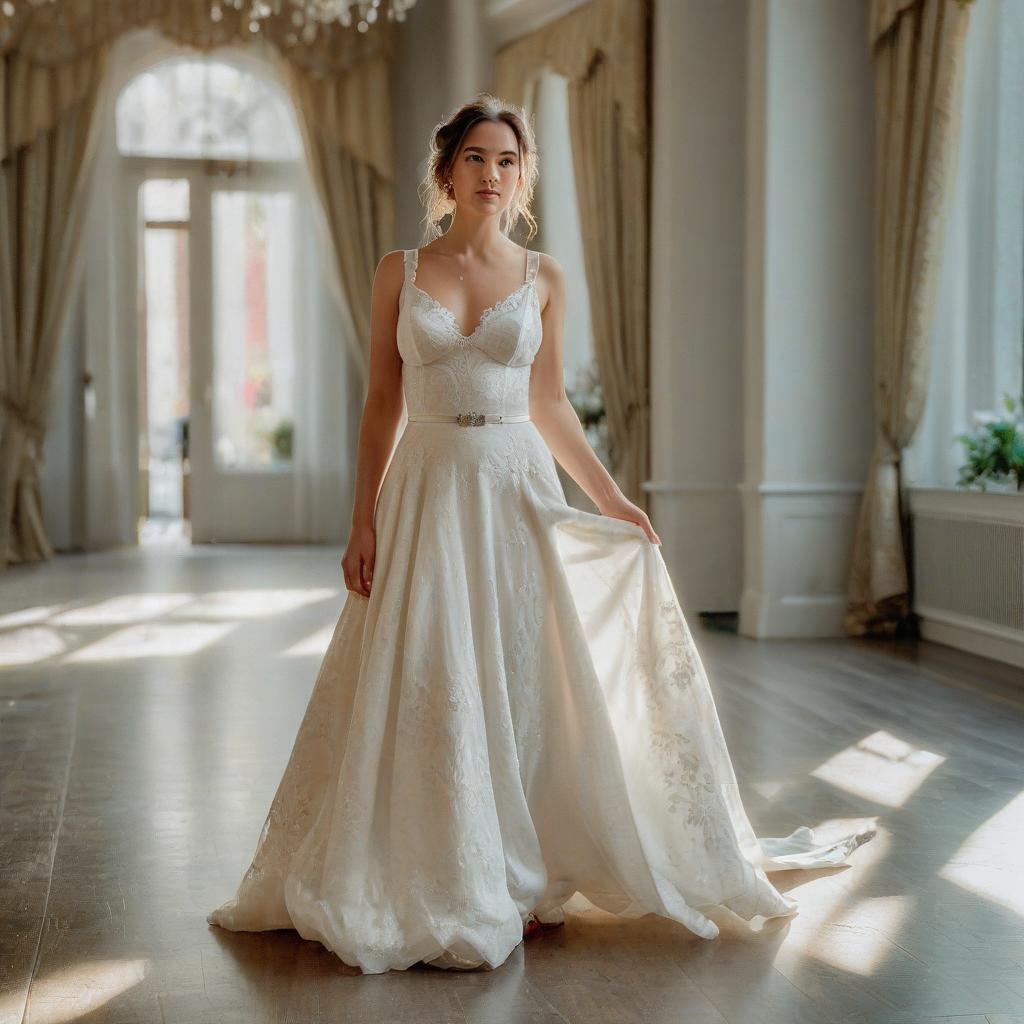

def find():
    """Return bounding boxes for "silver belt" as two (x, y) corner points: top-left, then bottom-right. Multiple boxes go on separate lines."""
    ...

(407, 412), (531, 426)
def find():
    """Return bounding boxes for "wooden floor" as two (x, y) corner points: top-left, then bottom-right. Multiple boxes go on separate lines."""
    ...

(1, 540), (1023, 1024)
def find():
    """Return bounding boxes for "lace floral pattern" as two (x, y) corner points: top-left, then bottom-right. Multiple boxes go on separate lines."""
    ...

(206, 243), (876, 973)
(397, 248), (542, 418)
(408, 279), (533, 344)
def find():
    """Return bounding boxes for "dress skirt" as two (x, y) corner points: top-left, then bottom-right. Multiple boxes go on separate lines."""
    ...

(207, 419), (876, 974)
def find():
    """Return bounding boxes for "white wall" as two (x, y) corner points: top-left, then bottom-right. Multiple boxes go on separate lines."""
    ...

(740, 0), (874, 636)
(648, 0), (748, 613)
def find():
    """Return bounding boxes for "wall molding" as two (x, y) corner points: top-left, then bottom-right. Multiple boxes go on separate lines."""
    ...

(739, 486), (862, 638)
(910, 485), (1024, 526)
(917, 606), (1024, 671)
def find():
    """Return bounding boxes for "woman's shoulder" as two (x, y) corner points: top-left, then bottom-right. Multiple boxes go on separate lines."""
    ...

(377, 248), (410, 266)
(375, 248), (411, 278)
(524, 245), (561, 267)
(372, 250), (409, 304)
(528, 248), (564, 285)
(379, 247), (413, 264)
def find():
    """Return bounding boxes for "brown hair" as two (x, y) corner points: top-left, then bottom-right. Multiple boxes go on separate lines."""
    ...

(418, 92), (539, 243)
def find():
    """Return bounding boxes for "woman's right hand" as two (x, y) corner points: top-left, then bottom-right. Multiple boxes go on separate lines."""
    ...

(342, 522), (376, 597)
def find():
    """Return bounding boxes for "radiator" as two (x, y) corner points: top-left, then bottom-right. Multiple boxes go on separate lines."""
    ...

(910, 488), (1024, 672)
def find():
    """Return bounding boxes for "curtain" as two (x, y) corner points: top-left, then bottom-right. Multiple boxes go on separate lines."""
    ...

(845, 0), (975, 635)
(278, 55), (396, 382)
(0, 46), (110, 565)
(495, 0), (652, 509)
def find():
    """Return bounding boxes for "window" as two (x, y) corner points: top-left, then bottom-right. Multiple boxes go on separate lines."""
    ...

(117, 56), (302, 161)
(117, 57), (304, 480)
(906, 0), (1024, 488)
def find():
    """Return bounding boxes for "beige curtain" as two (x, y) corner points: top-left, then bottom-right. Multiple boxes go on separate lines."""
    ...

(279, 54), (396, 381)
(845, 0), (974, 636)
(0, 47), (110, 565)
(495, 0), (652, 509)
(0, 5), (394, 569)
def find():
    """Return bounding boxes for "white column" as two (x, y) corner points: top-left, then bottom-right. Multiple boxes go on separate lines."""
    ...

(392, 0), (493, 246)
(740, 0), (874, 637)
(648, 0), (748, 612)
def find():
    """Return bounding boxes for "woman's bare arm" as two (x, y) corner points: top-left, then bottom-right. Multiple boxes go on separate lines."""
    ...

(528, 253), (660, 544)
(342, 250), (407, 595)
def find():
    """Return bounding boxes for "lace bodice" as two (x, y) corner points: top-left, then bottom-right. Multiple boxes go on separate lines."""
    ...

(397, 247), (542, 418)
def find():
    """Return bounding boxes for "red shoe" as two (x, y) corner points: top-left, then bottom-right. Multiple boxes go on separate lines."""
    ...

(523, 912), (565, 940)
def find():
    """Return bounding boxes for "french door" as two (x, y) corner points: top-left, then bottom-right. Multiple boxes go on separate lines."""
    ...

(133, 160), (305, 542)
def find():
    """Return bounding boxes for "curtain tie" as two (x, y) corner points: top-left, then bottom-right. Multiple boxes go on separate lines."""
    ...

(874, 431), (901, 467)
(0, 392), (46, 442)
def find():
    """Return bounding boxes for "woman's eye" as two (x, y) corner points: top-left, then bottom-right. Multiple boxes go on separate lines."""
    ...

(466, 155), (515, 166)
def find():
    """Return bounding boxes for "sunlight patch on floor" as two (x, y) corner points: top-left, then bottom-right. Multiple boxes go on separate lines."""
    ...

(750, 779), (788, 801)
(0, 627), (68, 666)
(170, 588), (339, 619)
(810, 730), (945, 807)
(65, 622), (237, 661)
(0, 958), (150, 1024)
(939, 790), (1024, 918)
(794, 895), (912, 977)
(50, 593), (195, 626)
(0, 604), (65, 629)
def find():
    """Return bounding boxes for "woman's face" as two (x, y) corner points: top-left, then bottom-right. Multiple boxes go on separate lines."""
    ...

(447, 119), (522, 219)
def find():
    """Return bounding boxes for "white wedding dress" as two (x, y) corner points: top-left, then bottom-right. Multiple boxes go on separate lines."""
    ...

(207, 246), (877, 974)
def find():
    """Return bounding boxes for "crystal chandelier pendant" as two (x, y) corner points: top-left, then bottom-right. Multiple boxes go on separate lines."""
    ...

(252, 0), (419, 34)
(0, 0), (419, 45)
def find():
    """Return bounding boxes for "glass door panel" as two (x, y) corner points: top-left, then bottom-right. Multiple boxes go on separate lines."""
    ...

(139, 178), (190, 523)
(211, 190), (296, 470)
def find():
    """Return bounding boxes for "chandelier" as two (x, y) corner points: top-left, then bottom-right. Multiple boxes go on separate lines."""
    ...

(0, 0), (419, 41)
(215, 0), (419, 34)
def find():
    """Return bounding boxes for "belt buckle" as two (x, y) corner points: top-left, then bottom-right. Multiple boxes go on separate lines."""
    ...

(456, 412), (487, 426)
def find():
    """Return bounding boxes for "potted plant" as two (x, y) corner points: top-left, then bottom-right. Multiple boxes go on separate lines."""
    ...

(268, 418), (294, 463)
(955, 392), (1024, 492)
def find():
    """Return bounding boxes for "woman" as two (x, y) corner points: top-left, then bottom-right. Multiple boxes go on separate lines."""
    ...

(207, 94), (876, 974)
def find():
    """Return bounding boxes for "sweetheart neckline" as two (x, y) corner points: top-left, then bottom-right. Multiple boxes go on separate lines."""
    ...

(407, 279), (536, 342)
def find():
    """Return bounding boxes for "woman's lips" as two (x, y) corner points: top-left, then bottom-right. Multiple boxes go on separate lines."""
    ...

(477, 190), (499, 197)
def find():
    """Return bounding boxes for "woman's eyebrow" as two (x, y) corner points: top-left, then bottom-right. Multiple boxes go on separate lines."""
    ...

(462, 145), (518, 156)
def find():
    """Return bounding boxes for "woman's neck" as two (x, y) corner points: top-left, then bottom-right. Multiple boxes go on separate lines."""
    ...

(431, 217), (512, 257)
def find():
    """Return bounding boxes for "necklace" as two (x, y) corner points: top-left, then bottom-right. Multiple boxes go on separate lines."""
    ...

(434, 251), (465, 281)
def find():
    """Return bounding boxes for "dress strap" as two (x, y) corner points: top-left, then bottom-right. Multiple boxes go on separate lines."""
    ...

(403, 248), (419, 286)
(525, 248), (540, 285)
